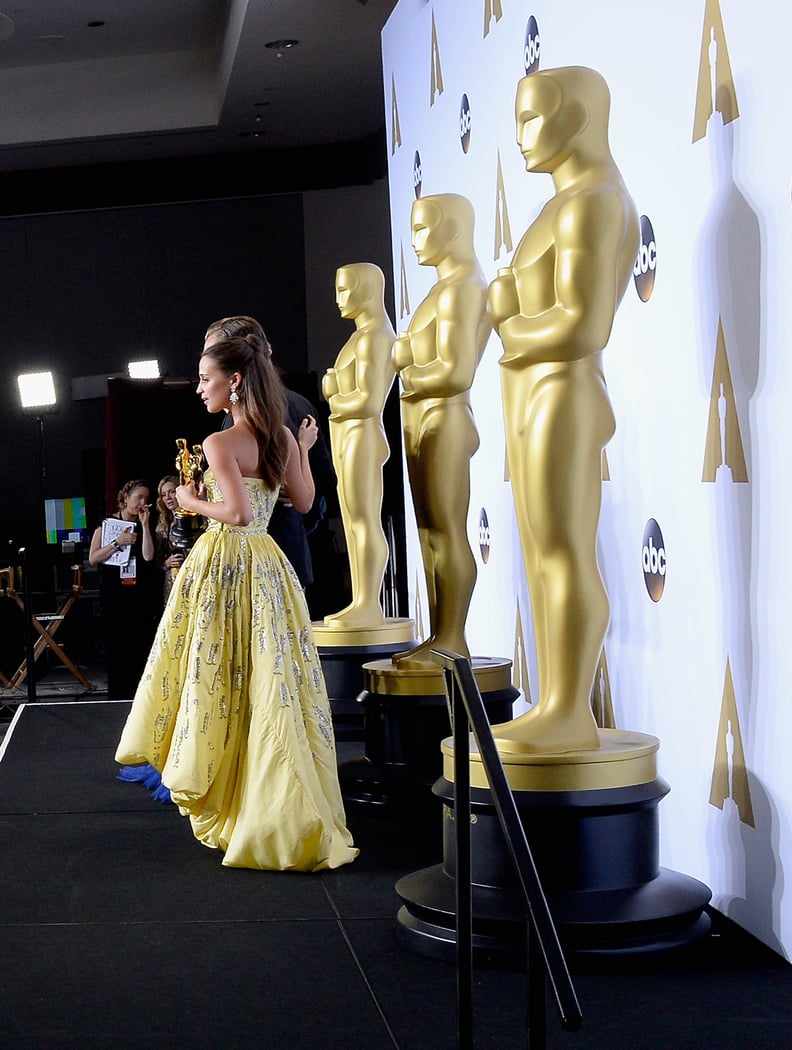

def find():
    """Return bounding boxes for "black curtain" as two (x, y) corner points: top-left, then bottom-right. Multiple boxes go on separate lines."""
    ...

(103, 378), (218, 522)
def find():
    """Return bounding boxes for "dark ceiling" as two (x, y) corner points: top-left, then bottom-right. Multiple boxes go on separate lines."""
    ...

(0, 0), (399, 210)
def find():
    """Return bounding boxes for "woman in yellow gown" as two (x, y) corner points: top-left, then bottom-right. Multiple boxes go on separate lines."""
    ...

(116, 331), (358, 871)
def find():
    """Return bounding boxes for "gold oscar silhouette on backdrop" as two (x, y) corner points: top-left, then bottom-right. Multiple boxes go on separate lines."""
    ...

(391, 193), (490, 671)
(314, 262), (413, 646)
(487, 66), (639, 756)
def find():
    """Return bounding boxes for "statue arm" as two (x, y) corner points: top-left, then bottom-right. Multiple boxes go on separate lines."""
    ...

(328, 334), (395, 419)
(400, 285), (485, 397)
(322, 368), (339, 400)
(499, 195), (629, 365)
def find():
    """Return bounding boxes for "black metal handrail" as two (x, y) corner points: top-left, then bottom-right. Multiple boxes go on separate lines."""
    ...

(431, 648), (582, 1049)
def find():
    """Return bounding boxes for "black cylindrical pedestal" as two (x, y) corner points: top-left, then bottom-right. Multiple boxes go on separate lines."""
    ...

(318, 643), (409, 740)
(396, 776), (712, 962)
(169, 512), (205, 555)
(339, 688), (518, 807)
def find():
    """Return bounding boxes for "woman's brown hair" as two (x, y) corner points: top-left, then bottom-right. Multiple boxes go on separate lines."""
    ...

(116, 479), (149, 513)
(201, 334), (289, 489)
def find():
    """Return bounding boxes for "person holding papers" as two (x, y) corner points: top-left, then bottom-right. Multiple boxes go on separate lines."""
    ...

(89, 479), (159, 700)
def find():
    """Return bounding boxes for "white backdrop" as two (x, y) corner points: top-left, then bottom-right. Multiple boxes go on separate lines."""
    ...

(381, 0), (792, 958)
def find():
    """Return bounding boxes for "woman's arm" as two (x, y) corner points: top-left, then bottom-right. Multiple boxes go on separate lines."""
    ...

(156, 526), (184, 571)
(281, 423), (316, 514)
(138, 506), (155, 562)
(176, 430), (253, 526)
(88, 523), (133, 566)
(89, 525), (112, 566)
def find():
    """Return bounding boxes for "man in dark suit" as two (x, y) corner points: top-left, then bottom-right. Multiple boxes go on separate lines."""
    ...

(205, 315), (335, 591)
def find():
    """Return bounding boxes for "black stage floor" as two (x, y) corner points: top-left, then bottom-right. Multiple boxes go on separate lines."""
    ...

(0, 691), (791, 1049)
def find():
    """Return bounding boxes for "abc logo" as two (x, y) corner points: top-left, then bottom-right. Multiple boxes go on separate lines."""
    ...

(641, 518), (666, 602)
(524, 16), (540, 74)
(459, 94), (472, 154)
(633, 215), (656, 302)
(478, 508), (490, 564)
(413, 150), (423, 199)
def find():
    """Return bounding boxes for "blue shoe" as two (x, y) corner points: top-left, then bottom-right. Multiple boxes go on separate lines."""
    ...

(117, 763), (172, 804)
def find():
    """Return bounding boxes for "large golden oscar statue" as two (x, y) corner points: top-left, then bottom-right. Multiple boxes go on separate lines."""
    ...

(389, 194), (489, 669)
(341, 195), (515, 804)
(312, 262), (415, 737)
(486, 65), (638, 757)
(396, 67), (711, 960)
(313, 262), (413, 643)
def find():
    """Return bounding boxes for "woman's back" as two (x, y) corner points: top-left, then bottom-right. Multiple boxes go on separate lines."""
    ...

(210, 419), (263, 480)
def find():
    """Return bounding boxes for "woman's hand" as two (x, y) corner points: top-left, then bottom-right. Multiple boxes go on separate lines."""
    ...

(164, 552), (184, 570)
(298, 415), (318, 453)
(118, 527), (136, 547)
(176, 482), (199, 511)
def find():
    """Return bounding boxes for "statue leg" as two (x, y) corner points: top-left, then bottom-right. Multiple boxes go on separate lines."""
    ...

(393, 404), (478, 669)
(495, 367), (614, 754)
(325, 427), (390, 628)
(391, 465), (438, 666)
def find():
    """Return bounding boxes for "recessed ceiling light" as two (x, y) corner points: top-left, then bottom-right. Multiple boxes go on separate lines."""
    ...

(265, 39), (299, 51)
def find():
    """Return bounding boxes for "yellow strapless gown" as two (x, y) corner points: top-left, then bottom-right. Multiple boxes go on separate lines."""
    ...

(115, 472), (358, 871)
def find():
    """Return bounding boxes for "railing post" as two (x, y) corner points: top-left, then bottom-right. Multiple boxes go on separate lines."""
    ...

(527, 921), (547, 1047)
(432, 648), (583, 1048)
(19, 548), (37, 704)
(448, 669), (473, 1050)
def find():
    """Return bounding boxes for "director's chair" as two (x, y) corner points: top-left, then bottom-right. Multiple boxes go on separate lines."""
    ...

(0, 564), (93, 692)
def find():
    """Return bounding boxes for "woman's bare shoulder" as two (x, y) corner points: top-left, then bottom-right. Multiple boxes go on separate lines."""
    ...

(202, 429), (224, 450)
(203, 426), (247, 454)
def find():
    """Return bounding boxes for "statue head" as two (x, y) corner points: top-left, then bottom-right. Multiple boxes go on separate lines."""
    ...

(410, 193), (475, 267)
(336, 262), (385, 319)
(514, 66), (611, 173)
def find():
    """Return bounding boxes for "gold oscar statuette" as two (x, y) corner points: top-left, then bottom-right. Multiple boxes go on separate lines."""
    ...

(170, 437), (206, 560)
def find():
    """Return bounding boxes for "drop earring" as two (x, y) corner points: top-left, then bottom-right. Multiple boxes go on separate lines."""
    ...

(229, 389), (239, 405)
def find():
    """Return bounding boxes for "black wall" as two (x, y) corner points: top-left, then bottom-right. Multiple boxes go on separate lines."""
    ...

(0, 192), (307, 567)
(0, 135), (407, 623)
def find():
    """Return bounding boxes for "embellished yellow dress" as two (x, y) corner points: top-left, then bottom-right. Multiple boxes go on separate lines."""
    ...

(115, 472), (358, 871)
